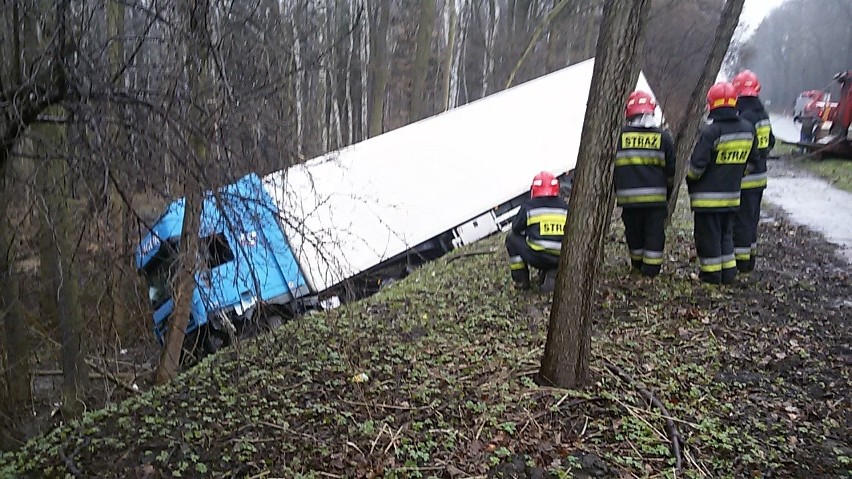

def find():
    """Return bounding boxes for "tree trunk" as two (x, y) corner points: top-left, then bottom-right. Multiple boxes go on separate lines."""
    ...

(505, 0), (571, 89)
(291, 15), (305, 158)
(360, 2), (371, 140)
(107, 0), (131, 340)
(666, 0), (746, 219)
(539, 0), (651, 389)
(440, 0), (457, 111)
(36, 106), (89, 417)
(409, 0), (437, 122)
(155, 0), (210, 384)
(480, 0), (497, 98)
(450, 0), (469, 108)
(0, 168), (32, 438)
(345, 0), (356, 144)
(368, 1), (390, 137)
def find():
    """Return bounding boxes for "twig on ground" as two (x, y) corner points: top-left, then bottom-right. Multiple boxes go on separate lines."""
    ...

(446, 249), (497, 263)
(383, 425), (405, 455)
(339, 398), (432, 411)
(370, 423), (389, 455)
(85, 360), (139, 394)
(605, 362), (684, 473)
(59, 438), (90, 479)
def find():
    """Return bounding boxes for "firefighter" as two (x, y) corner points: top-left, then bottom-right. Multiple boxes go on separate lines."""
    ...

(505, 171), (569, 293)
(686, 82), (758, 285)
(614, 90), (676, 277)
(732, 69), (775, 272)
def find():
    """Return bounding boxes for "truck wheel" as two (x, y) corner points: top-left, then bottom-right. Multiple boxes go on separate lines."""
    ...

(202, 327), (230, 354)
(265, 315), (283, 331)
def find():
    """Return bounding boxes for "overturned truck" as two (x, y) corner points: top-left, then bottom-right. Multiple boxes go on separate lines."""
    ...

(135, 58), (664, 355)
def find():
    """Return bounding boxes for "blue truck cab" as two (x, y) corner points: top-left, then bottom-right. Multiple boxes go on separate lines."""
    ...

(135, 173), (316, 353)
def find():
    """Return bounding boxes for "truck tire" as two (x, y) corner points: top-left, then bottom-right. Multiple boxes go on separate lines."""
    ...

(202, 326), (230, 354)
(265, 315), (283, 331)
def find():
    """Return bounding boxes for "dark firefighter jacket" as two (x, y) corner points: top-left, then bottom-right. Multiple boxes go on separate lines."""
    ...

(511, 195), (570, 256)
(686, 106), (759, 212)
(736, 96), (775, 190)
(613, 124), (676, 208)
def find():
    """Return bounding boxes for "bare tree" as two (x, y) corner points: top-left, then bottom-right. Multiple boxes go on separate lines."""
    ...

(154, 0), (212, 384)
(666, 0), (745, 217)
(539, 0), (651, 389)
(0, 169), (31, 443)
(368, 1), (390, 137)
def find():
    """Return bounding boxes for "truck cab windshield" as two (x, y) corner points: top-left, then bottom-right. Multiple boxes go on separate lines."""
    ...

(142, 239), (179, 309)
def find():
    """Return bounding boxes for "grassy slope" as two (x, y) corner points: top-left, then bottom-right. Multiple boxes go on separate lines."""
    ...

(1, 196), (850, 479)
(792, 158), (852, 193)
(775, 141), (852, 193)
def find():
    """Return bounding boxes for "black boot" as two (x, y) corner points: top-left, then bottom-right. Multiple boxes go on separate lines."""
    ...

(540, 269), (557, 293)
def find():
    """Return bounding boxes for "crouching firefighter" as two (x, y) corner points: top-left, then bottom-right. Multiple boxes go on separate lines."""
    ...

(506, 171), (569, 293)
(686, 82), (758, 284)
(732, 69), (775, 272)
(614, 90), (676, 277)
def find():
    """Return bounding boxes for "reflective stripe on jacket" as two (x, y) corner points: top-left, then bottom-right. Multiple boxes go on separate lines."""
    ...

(511, 196), (570, 256)
(686, 107), (758, 212)
(737, 97), (775, 190)
(613, 126), (676, 208)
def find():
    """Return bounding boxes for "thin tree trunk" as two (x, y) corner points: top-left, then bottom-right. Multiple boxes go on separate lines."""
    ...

(505, 0), (571, 89)
(368, 1), (390, 137)
(318, 3), (329, 151)
(360, 2), (371, 140)
(36, 107), (89, 417)
(409, 0), (437, 122)
(1, 168), (32, 437)
(450, 0), (468, 108)
(539, 0), (651, 389)
(107, 0), (130, 339)
(155, 0), (209, 384)
(666, 0), (746, 219)
(482, 0), (497, 97)
(291, 16), (305, 158)
(440, 0), (457, 111)
(345, 0), (356, 144)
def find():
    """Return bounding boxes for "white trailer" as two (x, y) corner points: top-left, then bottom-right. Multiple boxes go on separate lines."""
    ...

(261, 57), (663, 302)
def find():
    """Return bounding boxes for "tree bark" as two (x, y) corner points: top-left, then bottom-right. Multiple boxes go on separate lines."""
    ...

(107, 0), (131, 339)
(368, 1), (390, 137)
(35, 106), (89, 418)
(360, 2), (371, 140)
(409, 0), (437, 122)
(505, 0), (571, 89)
(666, 0), (745, 219)
(1, 168), (32, 435)
(539, 0), (651, 389)
(440, 0), (457, 111)
(155, 0), (209, 384)
(291, 15), (305, 158)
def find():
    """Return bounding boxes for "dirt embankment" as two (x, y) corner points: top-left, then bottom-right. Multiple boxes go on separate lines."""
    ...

(0, 198), (849, 479)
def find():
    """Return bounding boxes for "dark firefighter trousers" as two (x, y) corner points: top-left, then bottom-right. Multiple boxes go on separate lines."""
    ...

(733, 188), (763, 272)
(621, 207), (666, 277)
(505, 232), (559, 284)
(694, 212), (737, 284)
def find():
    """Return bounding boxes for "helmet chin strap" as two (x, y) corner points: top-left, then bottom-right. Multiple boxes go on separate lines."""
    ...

(627, 113), (659, 128)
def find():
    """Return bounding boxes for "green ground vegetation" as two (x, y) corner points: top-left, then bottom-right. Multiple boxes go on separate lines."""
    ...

(0, 196), (849, 479)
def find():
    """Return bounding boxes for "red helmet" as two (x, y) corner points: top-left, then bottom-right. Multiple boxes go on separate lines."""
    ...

(706, 82), (737, 111)
(625, 90), (657, 117)
(530, 171), (559, 198)
(732, 70), (761, 97)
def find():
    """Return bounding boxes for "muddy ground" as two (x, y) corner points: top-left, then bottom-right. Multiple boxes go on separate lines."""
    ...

(0, 193), (849, 479)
